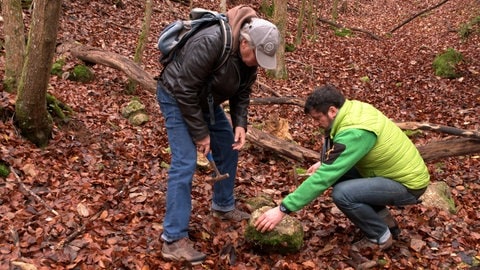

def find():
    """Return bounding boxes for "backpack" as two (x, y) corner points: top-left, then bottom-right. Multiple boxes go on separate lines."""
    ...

(157, 8), (232, 72)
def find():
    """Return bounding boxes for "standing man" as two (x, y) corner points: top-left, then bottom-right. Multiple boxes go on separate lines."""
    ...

(156, 5), (280, 265)
(255, 85), (430, 253)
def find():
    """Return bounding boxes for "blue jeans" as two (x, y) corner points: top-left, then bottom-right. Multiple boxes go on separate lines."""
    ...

(332, 169), (421, 242)
(156, 85), (238, 242)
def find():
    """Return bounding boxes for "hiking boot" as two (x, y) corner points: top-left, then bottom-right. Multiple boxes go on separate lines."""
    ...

(161, 238), (206, 265)
(377, 208), (401, 239)
(212, 208), (250, 221)
(351, 234), (393, 252)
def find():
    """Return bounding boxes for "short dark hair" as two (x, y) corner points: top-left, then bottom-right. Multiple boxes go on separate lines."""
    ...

(304, 84), (346, 114)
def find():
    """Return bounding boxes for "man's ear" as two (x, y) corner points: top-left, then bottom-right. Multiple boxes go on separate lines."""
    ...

(328, 106), (338, 118)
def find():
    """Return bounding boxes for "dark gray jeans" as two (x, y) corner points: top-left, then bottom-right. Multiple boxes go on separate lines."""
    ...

(331, 168), (425, 242)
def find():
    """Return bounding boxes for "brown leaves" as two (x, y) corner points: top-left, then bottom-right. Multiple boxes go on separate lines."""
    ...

(1, 0), (480, 269)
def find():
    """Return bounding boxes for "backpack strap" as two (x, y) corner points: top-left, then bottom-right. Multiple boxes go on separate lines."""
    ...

(213, 15), (232, 72)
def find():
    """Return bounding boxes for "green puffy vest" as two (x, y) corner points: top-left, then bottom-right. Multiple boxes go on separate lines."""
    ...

(330, 100), (430, 189)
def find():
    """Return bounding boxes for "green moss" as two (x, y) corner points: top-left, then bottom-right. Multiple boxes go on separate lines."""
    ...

(245, 206), (304, 254)
(285, 43), (295, 52)
(0, 162), (10, 178)
(334, 28), (353, 37)
(121, 100), (146, 118)
(51, 59), (65, 76)
(458, 15), (480, 40)
(69, 65), (94, 83)
(259, 0), (274, 18)
(245, 225), (303, 254)
(432, 48), (463, 78)
(245, 195), (276, 210)
(360, 76), (370, 83)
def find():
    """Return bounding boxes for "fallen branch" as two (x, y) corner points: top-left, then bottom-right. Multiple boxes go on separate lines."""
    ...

(10, 167), (59, 216)
(396, 122), (480, 140)
(389, 0), (450, 33)
(317, 17), (381, 40)
(55, 202), (109, 250)
(250, 97), (305, 107)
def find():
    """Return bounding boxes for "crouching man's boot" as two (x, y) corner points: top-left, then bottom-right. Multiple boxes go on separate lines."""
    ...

(377, 208), (401, 239)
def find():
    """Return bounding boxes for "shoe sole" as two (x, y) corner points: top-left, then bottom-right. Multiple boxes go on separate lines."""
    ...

(161, 252), (205, 266)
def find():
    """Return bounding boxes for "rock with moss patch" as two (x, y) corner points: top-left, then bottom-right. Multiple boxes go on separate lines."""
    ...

(129, 113), (149, 126)
(68, 65), (94, 82)
(121, 100), (149, 126)
(420, 181), (456, 214)
(432, 48), (463, 78)
(245, 195), (276, 211)
(245, 206), (304, 254)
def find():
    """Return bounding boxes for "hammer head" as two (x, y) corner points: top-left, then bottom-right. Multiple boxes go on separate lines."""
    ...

(207, 172), (229, 184)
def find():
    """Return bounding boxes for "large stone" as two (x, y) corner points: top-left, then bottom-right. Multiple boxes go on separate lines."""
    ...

(419, 181), (456, 213)
(245, 206), (304, 254)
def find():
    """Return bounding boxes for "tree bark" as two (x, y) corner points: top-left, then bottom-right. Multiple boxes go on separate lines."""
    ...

(67, 45), (480, 162)
(2, 0), (26, 92)
(126, 0), (153, 94)
(272, 0), (288, 79)
(15, 0), (62, 147)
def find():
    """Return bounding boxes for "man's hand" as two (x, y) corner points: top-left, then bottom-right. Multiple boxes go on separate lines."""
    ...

(196, 135), (210, 156)
(307, 161), (321, 174)
(254, 206), (285, 233)
(232, 126), (246, 150)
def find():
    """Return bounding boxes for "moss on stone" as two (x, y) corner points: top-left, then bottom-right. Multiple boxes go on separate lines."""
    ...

(121, 100), (145, 118)
(51, 58), (65, 76)
(432, 48), (463, 79)
(245, 195), (276, 210)
(245, 206), (304, 254)
(69, 65), (94, 82)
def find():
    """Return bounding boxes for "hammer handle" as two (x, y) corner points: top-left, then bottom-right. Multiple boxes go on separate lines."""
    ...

(206, 152), (221, 175)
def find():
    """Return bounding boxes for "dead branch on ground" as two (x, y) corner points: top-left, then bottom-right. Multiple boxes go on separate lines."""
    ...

(317, 17), (381, 40)
(10, 167), (59, 216)
(389, 0), (450, 33)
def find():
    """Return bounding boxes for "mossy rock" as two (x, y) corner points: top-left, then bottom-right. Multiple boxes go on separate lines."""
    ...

(128, 112), (149, 126)
(68, 65), (94, 82)
(245, 206), (304, 254)
(51, 58), (66, 76)
(420, 181), (456, 214)
(432, 48), (463, 78)
(122, 100), (146, 118)
(245, 195), (276, 211)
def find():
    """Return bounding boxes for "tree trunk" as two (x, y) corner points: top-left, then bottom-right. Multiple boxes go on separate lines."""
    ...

(271, 0), (288, 79)
(294, 0), (306, 45)
(126, 0), (153, 94)
(66, 44), (480, 161)
(15, 0), (62, 147)
(2, 0), (26, 93)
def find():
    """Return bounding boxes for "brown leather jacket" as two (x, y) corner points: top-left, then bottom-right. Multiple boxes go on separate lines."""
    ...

(158, 22), (257, 142)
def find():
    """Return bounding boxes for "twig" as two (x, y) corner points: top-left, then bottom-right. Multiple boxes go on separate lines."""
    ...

(55, 202), (109, 250)
(389, 0), (450, 33)
(9, 225), (21, 258)
(317, 17), (381, 40)
(10, 167), (59, 216)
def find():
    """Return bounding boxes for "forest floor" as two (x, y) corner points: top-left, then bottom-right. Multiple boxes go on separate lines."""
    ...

(1, 0), (479, 269)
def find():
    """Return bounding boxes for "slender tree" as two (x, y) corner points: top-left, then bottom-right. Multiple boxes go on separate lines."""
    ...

(272, 0), (288, 79)
(2, 0), (26, 92)
(126, 0), (153, 94)
(15, 0), (62, 147)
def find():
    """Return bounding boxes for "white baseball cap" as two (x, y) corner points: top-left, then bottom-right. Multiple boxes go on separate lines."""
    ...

(247, 18), (280, 69)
